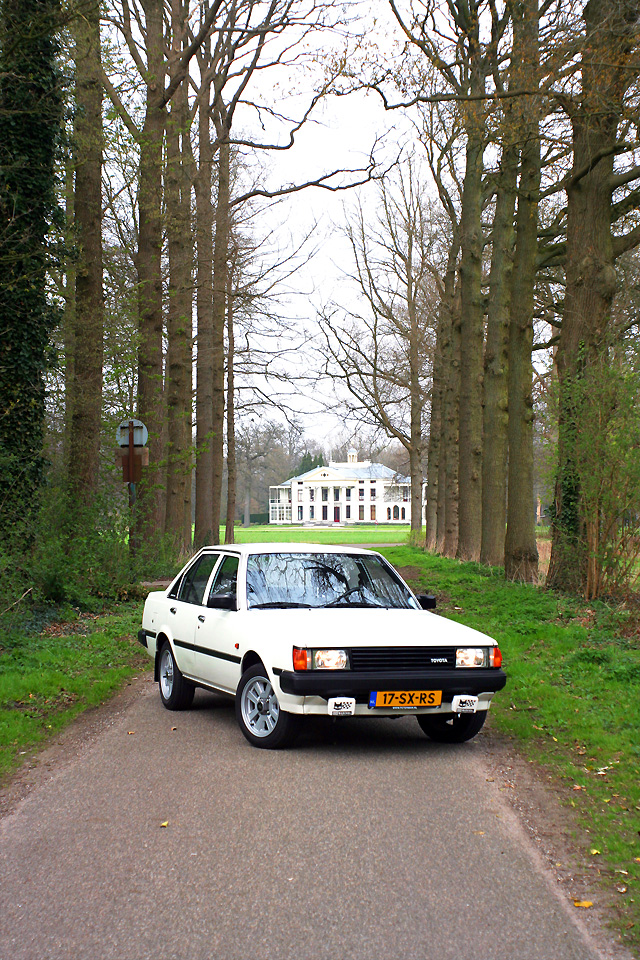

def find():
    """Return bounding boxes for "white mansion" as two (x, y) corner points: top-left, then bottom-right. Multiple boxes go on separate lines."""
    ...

(269, 449), (413, 525)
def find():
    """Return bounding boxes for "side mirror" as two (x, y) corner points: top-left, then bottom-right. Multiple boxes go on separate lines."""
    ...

(207, 595), (237, 611)
(417, 594), (436, 610)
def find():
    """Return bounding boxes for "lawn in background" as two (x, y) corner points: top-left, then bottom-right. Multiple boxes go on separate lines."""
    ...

(223, 523), (410, 544)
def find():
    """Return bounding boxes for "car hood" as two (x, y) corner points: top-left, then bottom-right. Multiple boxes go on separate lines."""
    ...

(253, 607), (496, 648)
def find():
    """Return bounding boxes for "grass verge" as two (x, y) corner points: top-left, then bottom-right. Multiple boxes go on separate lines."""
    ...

(0, 603), (149, 782)
(379, 546), (640, 953)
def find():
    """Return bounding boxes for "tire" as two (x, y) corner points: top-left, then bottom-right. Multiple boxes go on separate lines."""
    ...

(235, 664), (299, 749)
(417, 709), (487, 743)
(158, 641), (195, 710)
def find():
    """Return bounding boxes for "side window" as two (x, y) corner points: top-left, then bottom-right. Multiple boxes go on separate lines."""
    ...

(177, 553), (219, 605)
(208, 555), (239, 602)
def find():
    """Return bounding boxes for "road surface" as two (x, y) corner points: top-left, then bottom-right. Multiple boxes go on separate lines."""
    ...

(0, 679), (629, 960)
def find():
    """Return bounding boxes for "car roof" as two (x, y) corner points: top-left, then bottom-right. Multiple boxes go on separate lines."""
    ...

(198, 542), (377, 556)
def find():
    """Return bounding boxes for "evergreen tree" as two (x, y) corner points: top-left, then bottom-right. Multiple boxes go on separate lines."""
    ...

(0, 0), (63, 534)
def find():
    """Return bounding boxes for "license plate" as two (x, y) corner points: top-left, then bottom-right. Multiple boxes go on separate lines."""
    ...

(369, 690), (442, 709)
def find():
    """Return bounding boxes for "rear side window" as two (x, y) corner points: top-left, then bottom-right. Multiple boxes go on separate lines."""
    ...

(175, 553), (219, 605)
(208, 555), (239, 601)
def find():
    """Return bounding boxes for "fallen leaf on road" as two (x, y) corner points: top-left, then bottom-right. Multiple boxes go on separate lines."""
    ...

(128, 731), (135, 735)
(473, 831), (485, 836)
(160, 821), (169, 828)
(172, 726), (177, 731)
(573, 785), (583, 791)
(573, 901), (593, 909)
(590, 849), (601, 856)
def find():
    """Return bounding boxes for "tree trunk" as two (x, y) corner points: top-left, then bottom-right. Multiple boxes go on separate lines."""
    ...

(68, 1), (103, 499)
(504, 0), (540, 583)
(425, 323), (442, 549)
(480, 142), (518, 566)
(504, 136), (540, 582)
(135, 0), (166, 539)
(407, 245), (423, 535)
(210, 127), (230, 544)
(436, 239), (459, 552)
(164, 6), (193, 552)
(443, 282), (461, 558)
(547, 0), (632, 592)
(225, 270), (236, 543)
(456, 68), (485, 561)
(62, 155), (76, 468)
(194, 71), (214, 546)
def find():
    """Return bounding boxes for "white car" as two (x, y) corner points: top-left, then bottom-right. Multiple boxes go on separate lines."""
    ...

(138, 543), (506, 748)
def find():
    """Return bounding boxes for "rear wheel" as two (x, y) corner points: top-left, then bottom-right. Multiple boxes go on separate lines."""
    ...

(235, 664), (299, 749)
(417, 710), (486, 743)
(158, 641), (195, 710)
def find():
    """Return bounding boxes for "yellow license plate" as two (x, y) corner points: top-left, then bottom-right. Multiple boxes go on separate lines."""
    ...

(369, 690), (442, 709)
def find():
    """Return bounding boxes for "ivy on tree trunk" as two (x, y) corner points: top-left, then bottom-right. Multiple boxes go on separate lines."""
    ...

(0, 0), (62, 535)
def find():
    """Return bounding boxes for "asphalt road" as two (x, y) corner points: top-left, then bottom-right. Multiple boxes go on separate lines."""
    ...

(0, 680), (626, 960)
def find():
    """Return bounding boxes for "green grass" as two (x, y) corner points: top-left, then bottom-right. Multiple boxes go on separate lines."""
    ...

(223, 523), (411, 544)
(378, 546), (640, 952)
(0, 604), (149, 781)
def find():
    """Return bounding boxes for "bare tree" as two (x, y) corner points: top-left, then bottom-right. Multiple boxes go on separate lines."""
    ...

(320, 163), (439, 533)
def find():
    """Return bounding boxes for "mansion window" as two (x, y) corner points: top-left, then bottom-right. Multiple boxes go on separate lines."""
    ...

(309, 489), (315, 501)
(334, 487), (340, 501)
(298, 506), (303, 521)
(359, 486), (364, 499)
(370, 487), (376, 500)
(346, 505), (351, 519)
(345, 488), (351, 500)
(322, 505), (328, 521)
(370, 505), (376, 521)
(322, 487), (328, 502)
(359, 505), (364, 520)
(310, 505), (315, 519)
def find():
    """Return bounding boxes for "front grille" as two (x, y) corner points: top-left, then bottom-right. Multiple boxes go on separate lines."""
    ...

(349, 646), (456, 672)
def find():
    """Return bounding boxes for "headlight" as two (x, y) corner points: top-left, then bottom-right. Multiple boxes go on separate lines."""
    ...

(313, 649), (349, 670)
(455, 647), (502, 668)
(292, 647), (350, 670)
(456, 647), (488, 668)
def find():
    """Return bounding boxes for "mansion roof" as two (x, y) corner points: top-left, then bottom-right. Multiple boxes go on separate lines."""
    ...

(280, 460), (410, 487)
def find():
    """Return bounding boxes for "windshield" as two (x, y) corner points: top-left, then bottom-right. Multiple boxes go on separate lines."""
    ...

(245, 553), (419, 610)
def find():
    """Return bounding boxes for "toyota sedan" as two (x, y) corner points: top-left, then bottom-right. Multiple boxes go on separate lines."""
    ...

(138, 543), (506, 748)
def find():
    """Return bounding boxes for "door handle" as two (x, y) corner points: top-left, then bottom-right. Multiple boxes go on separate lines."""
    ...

(170, 607), (177, 614)
(198, 615), (205, 623)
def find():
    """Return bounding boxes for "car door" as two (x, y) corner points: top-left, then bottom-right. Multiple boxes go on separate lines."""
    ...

(193, 553), (243, 693)
(168, 551), (220, 676)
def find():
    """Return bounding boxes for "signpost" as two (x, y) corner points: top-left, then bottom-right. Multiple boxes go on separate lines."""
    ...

(115, 419), (149, 554)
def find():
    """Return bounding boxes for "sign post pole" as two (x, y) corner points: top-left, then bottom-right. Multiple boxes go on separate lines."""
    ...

(115, 418), (148, 562)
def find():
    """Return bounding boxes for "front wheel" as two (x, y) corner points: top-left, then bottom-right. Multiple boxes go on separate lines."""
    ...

(158, 641), (195, 710)
(417, 709), (487, 743)
(235, 665), (299, 749)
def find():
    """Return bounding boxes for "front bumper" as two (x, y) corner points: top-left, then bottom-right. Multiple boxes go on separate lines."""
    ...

(277, 667), (506, 703)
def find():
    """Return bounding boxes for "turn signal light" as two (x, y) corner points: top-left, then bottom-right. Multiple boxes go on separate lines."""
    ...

(490, 646), (503, 668)
(293, 647), (310, 671)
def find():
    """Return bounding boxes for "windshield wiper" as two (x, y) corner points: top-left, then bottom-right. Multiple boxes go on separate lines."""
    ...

(250, 601), (311, 609)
